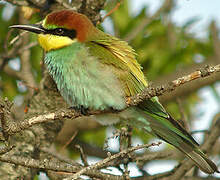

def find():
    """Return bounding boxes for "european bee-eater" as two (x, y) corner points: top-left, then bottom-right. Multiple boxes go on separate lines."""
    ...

(10, 10), (218, 174)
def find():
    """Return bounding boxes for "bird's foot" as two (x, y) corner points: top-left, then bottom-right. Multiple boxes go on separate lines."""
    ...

(69, 106), (89, 115)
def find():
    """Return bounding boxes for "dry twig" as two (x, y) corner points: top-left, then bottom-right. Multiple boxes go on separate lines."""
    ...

(99, 0), (123, 24)
(128, 64), (220, 106)
(65, 142), (162, 180)
(60, 131), (78, 152)
(75, 144), (89, 167)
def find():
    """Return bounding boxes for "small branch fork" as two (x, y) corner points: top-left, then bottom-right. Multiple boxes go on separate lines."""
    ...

(64, 142), (161, 180)
(0, 141), (160, 179)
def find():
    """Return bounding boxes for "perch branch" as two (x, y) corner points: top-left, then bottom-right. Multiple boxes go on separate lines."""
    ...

(2, 108), (81, 136)
(127, 64), (220, 106)
(0, 64), (219, 138)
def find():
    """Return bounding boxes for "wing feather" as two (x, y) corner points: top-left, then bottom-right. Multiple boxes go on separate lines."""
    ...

(85, 35), (147, 97)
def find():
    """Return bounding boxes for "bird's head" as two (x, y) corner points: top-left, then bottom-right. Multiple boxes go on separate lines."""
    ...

(10, 10), (98, 51)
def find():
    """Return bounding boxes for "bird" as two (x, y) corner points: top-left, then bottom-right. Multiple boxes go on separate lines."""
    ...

(10, 10), (218, 174)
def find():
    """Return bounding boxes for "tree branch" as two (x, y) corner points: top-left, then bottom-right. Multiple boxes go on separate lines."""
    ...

(65, 142), (161, 180)
(128, 64), (220, 106)
(0, 108), (80, 138)
(0, 153), (122, 180)
(1, 64), (219, 138)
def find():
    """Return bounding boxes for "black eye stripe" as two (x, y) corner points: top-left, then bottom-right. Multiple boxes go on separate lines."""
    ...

(43, 27), (77, 39)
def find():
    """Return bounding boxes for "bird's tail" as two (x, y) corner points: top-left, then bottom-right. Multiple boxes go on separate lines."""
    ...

(186, 148), (218, 174)
(144, 112), (219, 174)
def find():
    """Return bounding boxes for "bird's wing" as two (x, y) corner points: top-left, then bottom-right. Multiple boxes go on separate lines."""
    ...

(85, 38), (147, 96)
(86, 35), (168, 116)
(94, 36), (147, 86)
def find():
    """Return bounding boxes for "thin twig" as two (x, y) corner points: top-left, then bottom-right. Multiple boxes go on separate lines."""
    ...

(60, 131), (78, 152)
(210, 21), (220, 63)
(65, 142), (162, 180)
(75, 144), (89, 167)
(18, 81), (39, 92)
(191, 130), (209, 135)
(3, 108), (81, 136)
(18, 42), (38, 52)
(18, 11), (38, 96)
(9, 31), (27, 45)
(99, 0), (123, 24)
(123, 126), (132, 179)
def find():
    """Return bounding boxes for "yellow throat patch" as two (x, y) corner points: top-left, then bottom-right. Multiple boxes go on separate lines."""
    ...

(38, 34), (76, 51)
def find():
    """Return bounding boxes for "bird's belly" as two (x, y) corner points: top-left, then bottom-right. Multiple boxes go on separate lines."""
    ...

(59, 65), (126, 110)
(45, 44), (126, 111)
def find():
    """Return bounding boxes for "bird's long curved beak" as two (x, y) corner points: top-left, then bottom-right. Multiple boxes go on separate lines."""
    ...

(9, 24), (46, 34)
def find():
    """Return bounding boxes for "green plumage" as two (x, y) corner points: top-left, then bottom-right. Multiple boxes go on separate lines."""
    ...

(45, 42), (126, 110)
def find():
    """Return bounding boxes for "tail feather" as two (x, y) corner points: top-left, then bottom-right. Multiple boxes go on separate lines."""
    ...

(187, 149), (219, 174)
(120, 106), (218, 174)
(143, 111), (219, 174)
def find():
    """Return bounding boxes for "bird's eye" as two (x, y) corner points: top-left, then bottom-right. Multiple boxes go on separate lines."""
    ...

(55, 28), (64, 35)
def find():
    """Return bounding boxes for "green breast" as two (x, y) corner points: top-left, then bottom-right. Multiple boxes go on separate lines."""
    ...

(44, 42), (126, 110)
